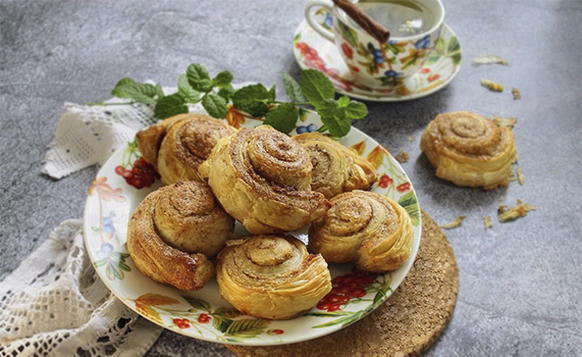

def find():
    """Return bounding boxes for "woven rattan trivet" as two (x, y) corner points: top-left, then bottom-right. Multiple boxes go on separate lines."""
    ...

(227, 211), (459, 357)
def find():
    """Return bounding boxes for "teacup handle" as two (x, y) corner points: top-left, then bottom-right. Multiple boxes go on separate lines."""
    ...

(305, 0), (336, 43)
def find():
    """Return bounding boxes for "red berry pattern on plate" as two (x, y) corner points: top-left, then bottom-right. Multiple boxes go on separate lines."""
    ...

(197, 313), (211, 324)
(115, 157), (158, 189)
(172, 318), (190, 329)
(317, 270), (377, 312)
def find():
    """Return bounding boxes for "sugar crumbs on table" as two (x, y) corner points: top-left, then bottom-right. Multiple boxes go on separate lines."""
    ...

(481, 79), (504, 92)
(440, 216), (466, 230)
(407, 135), (415, 142)
(517, 167), (525, 185)
(395, 151), (409, 163)
(511, 88), (521, 100)
(497, 200), (535, 222)
(494, 116), (518, 128)
(473, 55), (509, 66)
(483, 216), (493, 229)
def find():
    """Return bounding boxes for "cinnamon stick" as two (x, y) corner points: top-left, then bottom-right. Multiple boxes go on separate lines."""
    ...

(333, 0), (390, 43)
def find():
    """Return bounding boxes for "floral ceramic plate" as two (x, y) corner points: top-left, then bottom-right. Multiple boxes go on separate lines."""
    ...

(83, 110), (422, 346)
(293, 11), (462, 102)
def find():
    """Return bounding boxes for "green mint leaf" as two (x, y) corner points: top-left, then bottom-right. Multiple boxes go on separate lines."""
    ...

(154, 94), (188, 119)
(344, 100), (368, 119)
(268, 85), (276, 101)
(202, 93), (228, 118)
(337, 96), (350, 107)
(281, 73), (306, 102)
(187, 63), (213, 92)
(299, 69), (335, 106)
(213, 71), (233, 88)
(111, 78), (163, 104)
(177, 74), (201, 102)
(232, 84), (273, 117)
(264, 103), (298, 133)
(316, 99), (352, 137)
(217, 84), (235, 101)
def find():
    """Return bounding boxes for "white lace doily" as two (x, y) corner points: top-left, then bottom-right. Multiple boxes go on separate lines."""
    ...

(0, 220), (161, 357)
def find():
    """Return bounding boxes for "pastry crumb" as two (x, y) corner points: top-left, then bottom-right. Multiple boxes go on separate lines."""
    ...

(494, 116), (518, 128)
(407, 135), (415, 142)
(441, 216), (466, 229)
(498, 200), (535, 222)
(511, 88), (521, 100)
(481, 79), (504, 92)
(473, 55), (509, 66)
(483, 216), (493, 229)
(517, 167), (525, 185)
(395, 151), (409, 163)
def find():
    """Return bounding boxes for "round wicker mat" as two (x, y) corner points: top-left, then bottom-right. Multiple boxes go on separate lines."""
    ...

(227, 211), (459, 357)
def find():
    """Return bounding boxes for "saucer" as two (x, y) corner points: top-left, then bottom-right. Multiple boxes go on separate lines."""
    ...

(292, 14), (462, 102)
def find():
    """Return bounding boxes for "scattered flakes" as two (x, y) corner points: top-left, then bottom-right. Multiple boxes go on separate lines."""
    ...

(511, 87), (521, 100)
(517, 167), (525, 185)
(483, 216), (493, 229)
(498, 200), (536, 222)
(407, 135), (416, 142)
(509, 174), (517, 183)
(481, 79), (504, 92)
(473, 55), (509, 66)
(395, 151), (409, 163)
(441, 216), (466, 230)
(494, 116), (518, 128)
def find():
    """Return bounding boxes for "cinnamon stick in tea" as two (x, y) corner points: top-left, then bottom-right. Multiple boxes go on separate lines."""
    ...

(332, 0), (391, 43)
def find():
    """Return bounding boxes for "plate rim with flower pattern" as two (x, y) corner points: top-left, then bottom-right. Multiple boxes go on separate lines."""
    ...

(83, 110), (422, 346)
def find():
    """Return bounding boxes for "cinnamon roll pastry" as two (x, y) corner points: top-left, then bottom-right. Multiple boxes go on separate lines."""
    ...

(216, 235), (332, 319)
(127, 181), (234, 290)
(293, 133), (377, 198)
(198, 125), (330, 234)
(309, 190), (413, 272)
(420, 111), (517, 190)
(136, 114), (236, 185)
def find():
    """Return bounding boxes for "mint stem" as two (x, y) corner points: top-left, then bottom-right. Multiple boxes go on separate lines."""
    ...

(274, 100), (309, 106)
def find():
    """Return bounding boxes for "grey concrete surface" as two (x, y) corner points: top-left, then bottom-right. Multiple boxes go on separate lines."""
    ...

(1, 0), (581, 356)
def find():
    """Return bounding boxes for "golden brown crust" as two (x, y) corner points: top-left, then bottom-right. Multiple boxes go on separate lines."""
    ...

(216, 235), (332, 319)
(127, 181), (235, 290)
(293, 133), (377, 198)
(199, 125), (330, 234)
(420, 111), (516, 190)
(136, 114), (236, 184)
(309, 190), (413, 272)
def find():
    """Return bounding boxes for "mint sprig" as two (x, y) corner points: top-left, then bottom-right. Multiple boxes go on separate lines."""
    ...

(107, 65), (368, 138)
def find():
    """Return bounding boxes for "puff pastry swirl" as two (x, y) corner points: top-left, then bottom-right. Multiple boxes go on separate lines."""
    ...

(309, 190), (413, 272)
(420, 111), (516, 190)
(136, 114), (236, 185)
(127, 181), (234, 290)
(293, 133), (377, 198)
(198, 125), (330, 234)
(216, 235), (332, 319)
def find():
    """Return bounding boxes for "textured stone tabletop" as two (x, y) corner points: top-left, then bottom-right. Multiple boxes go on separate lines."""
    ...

(1, 0), (581, 356)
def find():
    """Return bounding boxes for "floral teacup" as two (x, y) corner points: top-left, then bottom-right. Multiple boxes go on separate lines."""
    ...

(305, 0), (445, 89)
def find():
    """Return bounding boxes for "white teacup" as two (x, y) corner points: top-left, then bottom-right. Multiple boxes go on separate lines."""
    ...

(305, 0), (445, 89)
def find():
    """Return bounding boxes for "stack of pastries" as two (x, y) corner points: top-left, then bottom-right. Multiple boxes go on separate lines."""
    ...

(127, 115), (414, 320)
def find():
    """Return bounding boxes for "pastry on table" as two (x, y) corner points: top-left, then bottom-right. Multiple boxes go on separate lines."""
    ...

(420, 111), (517, 190)
(309, 190), (413, 272)
(136, 113), (236, 185)
(216, 235), (332, 319)
(293, 132), (378, 198)
(127, 181), (234, 290)
(198, 125), (330, 234)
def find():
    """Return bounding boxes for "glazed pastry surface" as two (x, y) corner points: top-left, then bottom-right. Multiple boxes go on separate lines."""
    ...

(309, 190), (413, 272)
(136, 114), (236, 185)
(293, 132), (377, 198)
(127, 181), (234, 290)
(420, 111), (516, 190)
(216, 235), (332, 319)
(198, 125), (330, 234)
